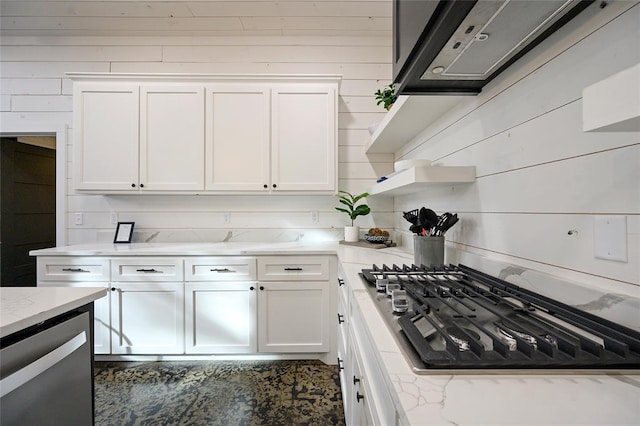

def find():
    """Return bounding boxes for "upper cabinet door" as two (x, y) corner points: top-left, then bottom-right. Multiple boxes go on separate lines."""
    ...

(271, 85), (337, 192)
(205, 85), (270, 191)
(140, 85), (205, 191)
(73, 83), (139, 191)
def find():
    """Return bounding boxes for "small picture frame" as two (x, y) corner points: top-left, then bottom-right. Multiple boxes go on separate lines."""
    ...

(114, 222), (135, 244)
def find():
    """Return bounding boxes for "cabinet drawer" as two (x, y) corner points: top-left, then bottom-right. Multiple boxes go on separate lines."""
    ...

(37, 257), (110, 282)
(111, 258), (183, 281)
(185, 257), (257, 281)
(257, 256), (330, 281)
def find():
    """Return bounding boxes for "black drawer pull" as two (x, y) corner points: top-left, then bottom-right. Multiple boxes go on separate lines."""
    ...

(353, 376), (360, 385)
(62, 268), (88, 273)
(284, 267), (303, 271)
(337, 358), (344, 371)
(356, 391), (364, 403)
(338, 278), (344, 286)
(136, 268), (160, 273)
(337, 313), (345, 324)
(210, 268), (235, 273)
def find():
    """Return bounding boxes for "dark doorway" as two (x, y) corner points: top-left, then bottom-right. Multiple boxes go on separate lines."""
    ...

(1, 137), (56, 286)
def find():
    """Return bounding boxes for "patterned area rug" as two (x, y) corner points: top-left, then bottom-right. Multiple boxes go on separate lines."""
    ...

(94, 360), (345, 426)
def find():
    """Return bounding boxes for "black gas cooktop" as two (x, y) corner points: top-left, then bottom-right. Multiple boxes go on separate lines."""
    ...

(361, 264), (640, 372)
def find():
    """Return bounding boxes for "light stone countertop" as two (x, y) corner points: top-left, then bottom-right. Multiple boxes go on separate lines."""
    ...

(336, 244), (640, 426)
(29, 241), (339, 257)
(29, 242), (640, 425)
(0, 287), (108, 338)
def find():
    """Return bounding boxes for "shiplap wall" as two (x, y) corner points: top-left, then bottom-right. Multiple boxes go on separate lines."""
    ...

(1, 2), (638, 295)
(0, 35), (395, 244)
(393, 3), (639, 292)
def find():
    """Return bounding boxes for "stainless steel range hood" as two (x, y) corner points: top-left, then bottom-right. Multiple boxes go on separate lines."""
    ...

(393, 0), (594, 95)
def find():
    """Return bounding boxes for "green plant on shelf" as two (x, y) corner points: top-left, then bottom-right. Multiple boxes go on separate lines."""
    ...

(335, 190), (371, 226)
(375, 83), (397, 111)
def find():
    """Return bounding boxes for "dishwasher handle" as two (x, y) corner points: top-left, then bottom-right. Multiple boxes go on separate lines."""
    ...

(0, 331), (87, 398)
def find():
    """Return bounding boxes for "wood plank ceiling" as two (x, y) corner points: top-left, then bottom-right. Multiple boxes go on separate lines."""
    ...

(0, 0), (392, 37)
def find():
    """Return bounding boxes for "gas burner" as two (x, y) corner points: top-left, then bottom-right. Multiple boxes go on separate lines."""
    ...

(443, 326), (480, 352)
(496, 318), (558, 351)
(361, 264), (640, 370)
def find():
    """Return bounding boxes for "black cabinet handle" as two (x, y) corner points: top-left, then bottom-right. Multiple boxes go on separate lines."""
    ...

(62, 268), (88, 273)
(140, 183), (144, 188)
(210, 268), (235, 273)
(353, 376), (360, 385)
(136, 268), (159, 273)
(111, 287), (122, 293)
(337, 358), (344, 371)
(260, 286), (265, 291)
(337, 313), (345, 324)
(284, 267), (303, 271)
(131, 183), (136, 188)
(263, 184), (268, 189)
(338, 278), (344, 286)
(250, 286), (255, 291)
(272, 184), (277, 188)
(356, 391), (364, 403)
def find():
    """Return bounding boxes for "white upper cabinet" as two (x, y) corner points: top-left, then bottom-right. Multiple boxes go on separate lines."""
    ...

(73, 83), (139, 191)
(206, 83), (337, 193)
(74, 82), (205, 192)
(140, 85), (205, 191)
(271, 85), (337, 192)
(205, 85), (270, 191)
(70, 74), (340, 195)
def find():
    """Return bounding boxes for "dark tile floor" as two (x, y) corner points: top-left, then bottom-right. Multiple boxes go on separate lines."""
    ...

(94, 360), (345, 426)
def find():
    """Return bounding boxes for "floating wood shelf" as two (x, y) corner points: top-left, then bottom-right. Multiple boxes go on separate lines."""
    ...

(365, 95), (465, 154)
(366, 166), (476, 196)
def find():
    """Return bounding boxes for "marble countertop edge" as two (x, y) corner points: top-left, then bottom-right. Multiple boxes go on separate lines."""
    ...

(1, 287), (108, 338)
(29, 242), (340, 257)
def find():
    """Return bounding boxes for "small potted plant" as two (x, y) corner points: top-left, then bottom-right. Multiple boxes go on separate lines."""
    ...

(335, 190), (371, 242)
(375, 83), (397, 111)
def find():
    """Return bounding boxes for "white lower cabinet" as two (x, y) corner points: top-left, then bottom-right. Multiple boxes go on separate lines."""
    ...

(337, 330), (351, 425)
(185, 282), (257, 354)
(35, 254), (336, 358)
(339, 270), (398, 426)
(350, 343), (375, 426)
(257, 281), (330, 353)
(110, 282), (185, 354)
(39, 281), (111, 354)
(36, 257), (111, 354)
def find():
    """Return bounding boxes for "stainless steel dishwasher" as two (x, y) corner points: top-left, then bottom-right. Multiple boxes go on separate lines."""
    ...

(0, 309), (94, 425)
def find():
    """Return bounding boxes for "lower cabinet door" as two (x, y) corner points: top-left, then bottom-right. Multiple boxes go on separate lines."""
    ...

(257, 281), (330, 353)
(110, 282), (184, 354)
(185, 282), (258, 354)
(38, 281), (111, 354)
(338, 336), (351, 425)
(351, 346), (375, 426)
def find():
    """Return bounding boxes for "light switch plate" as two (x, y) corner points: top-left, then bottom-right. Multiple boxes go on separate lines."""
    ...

(594, 215), (627, 262)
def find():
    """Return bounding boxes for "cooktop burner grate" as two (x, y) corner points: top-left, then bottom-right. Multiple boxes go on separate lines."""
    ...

(360, 264), (640, 370)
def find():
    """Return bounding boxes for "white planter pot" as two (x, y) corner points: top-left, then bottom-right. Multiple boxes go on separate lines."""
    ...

(344, 226), (360, 242)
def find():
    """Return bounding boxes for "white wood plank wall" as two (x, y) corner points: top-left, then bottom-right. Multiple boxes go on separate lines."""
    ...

(0, 35), (395, 244)
(393, 3), (639, 291)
